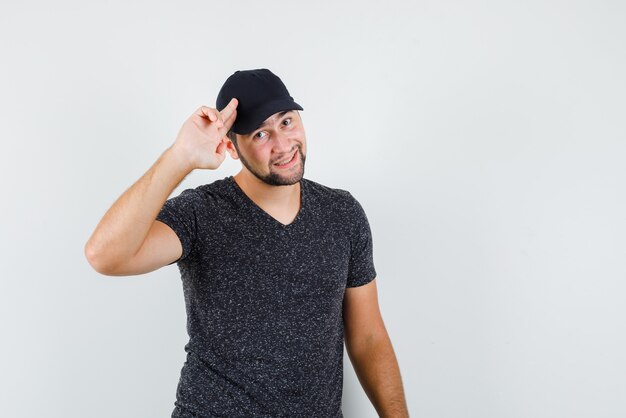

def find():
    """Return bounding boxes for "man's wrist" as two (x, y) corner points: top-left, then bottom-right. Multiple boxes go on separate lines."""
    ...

(165, 144), (195, 175)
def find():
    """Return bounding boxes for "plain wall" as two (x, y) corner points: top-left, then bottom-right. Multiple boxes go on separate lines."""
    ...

(1, 0), (625, 417)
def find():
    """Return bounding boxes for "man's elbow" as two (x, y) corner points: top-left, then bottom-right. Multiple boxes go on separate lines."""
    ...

(346, 328), (390, 359)
(84, 241), (121, 276)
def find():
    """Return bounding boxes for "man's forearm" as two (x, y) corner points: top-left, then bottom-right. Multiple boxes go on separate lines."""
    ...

(84, 145), (192, 271)
(347, 333), (409, 417)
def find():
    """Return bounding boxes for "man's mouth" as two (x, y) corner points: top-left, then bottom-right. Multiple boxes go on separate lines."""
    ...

(273, 151), (298, 168)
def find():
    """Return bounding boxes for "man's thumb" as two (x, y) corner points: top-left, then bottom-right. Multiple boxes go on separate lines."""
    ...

(216, 139), (227, 156)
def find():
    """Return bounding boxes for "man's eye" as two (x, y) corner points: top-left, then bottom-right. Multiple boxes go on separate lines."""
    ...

(282, 118), (292, 126)
(254, 131), (267, 140)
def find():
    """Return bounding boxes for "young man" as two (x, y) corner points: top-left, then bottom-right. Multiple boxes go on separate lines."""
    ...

(85, 69), (408, 417)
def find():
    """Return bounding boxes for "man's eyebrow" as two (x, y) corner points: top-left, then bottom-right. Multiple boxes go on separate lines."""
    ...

(256, 110), (292, 129)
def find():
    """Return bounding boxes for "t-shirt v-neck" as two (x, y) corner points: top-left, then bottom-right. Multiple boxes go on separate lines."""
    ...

(227, 175), (306, 230)
(156, 174), (377, 416)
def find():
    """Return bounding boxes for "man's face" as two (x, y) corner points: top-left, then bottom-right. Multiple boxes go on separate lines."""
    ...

(230, 110), (307, 186)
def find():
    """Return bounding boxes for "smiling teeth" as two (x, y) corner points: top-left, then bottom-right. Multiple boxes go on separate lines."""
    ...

(275, 153), (294, 165)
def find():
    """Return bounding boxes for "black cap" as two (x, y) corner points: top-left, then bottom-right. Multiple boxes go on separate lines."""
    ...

(216, 68), (303, 135)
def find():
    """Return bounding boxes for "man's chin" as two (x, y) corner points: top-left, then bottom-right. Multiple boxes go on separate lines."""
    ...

(263, 169), (304, 186)
(262, 153), (305, 186)
(241, 151), (306, 186)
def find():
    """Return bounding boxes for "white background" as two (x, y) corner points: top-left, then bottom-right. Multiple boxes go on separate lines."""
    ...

(1, 0), (625, 417)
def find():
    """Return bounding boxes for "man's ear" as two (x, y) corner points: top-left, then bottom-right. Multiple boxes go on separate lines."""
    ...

(224, 137), (240, 160)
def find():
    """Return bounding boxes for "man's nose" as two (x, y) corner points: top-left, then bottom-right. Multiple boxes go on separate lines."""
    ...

(272, 130), (292, 152)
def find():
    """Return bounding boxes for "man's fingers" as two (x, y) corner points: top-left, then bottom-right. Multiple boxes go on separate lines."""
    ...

(216, 139), (227, 156)
(222, 108), (237, 133)
(196, 100), (236, 131)
(197, 106), (219, 121)
(219, 98), (238, 123)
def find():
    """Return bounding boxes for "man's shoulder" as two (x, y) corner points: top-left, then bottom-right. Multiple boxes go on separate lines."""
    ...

(302, 177), (352, 198)
(168, 176), (233, 205)
(194, 176), (232, 194)
(301, 177), (359, 210)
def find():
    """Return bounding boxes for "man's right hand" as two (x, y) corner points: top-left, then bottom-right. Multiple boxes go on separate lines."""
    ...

(171, 97), (238, 171)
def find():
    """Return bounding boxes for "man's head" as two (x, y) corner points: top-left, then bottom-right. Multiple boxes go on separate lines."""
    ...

(217, 69), (303, 136)
(216, 69), (306, 186)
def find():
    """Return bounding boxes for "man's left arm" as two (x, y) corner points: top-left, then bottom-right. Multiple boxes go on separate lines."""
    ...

(343, 278), (409, 417)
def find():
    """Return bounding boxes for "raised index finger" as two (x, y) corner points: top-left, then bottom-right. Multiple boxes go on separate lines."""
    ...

(219, 98), (238, 122)
(197, 106), (219, 122)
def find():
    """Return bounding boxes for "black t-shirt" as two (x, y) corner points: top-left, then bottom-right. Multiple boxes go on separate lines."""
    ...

(156, 175), (377, 418)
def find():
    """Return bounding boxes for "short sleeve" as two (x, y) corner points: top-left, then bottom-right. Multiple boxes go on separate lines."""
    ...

(155, 188), (201, 264)
(346, 194), (377, 288)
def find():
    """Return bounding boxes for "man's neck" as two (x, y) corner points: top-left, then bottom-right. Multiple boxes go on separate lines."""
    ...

(233, 170), (301, 209)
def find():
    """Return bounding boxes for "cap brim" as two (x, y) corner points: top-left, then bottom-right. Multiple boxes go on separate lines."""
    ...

(232, 98), (304, 135)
